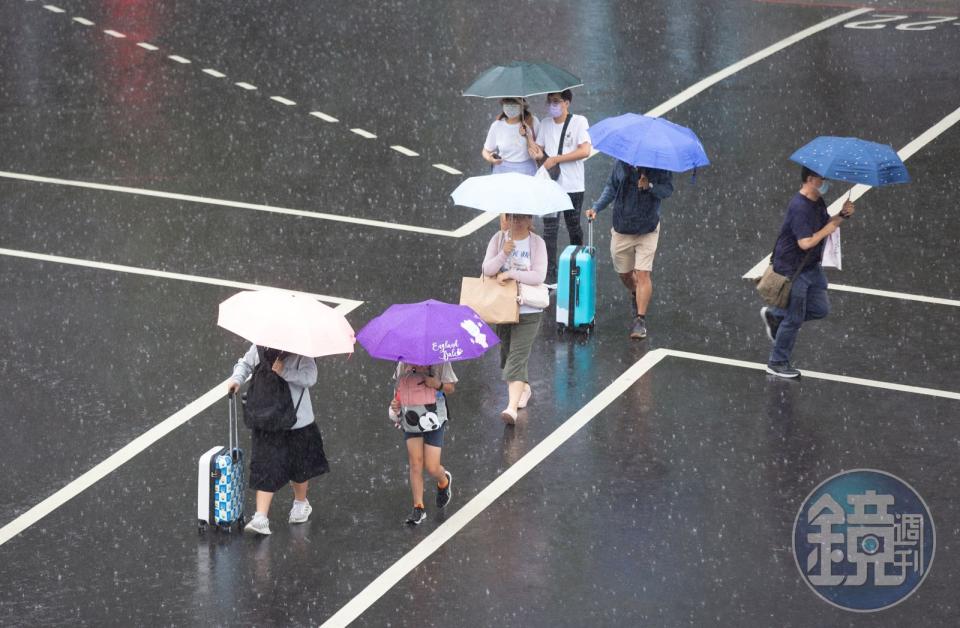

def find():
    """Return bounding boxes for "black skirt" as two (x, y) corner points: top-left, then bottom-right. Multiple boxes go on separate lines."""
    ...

(248, 422), (330, 492)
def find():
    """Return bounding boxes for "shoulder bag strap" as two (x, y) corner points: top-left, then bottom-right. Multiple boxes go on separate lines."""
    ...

(555, 113), (572, 156)
(770, 238), (813, 282)
(290, 356), (306, 412)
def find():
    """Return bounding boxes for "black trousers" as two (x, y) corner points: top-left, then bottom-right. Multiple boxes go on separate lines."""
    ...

(541, 192), (584, 283)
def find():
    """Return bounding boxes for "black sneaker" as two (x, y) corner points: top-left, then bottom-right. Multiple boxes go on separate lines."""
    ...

(405, 506), (426, 525)
(766, 362), (800, 378)
(629, 316), (647, 339)
(436, 471), (452, 509)
(760, 307), (781, 342)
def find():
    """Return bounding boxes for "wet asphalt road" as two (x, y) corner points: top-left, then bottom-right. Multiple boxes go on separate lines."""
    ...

(1, 1), (959, 626)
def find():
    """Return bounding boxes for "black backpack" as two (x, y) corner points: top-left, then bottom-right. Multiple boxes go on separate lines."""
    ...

(241, 347), (305, 432)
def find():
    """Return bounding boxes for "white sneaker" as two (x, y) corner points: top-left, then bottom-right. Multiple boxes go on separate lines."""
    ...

(245, 514), (272, 535)
(289, 501), (313, 524)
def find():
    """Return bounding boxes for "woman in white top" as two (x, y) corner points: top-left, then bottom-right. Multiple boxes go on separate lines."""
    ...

(481, 213), (547, 424)
(481, 98), (541, 176)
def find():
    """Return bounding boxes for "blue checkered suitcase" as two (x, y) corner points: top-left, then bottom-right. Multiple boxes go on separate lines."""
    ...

(556, 219), (596, 334)
(197, 393), (245, 533)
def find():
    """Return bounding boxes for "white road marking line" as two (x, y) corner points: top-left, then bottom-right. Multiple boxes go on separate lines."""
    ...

(662, 350), (960, 400)
(432, 163), (462, 175)
(309, 111), (339, 123)
(202, 68), (226, 78)
(42, 5), (65, 13)
(137, 42), (159, 51)
(0, 255), (362, 548)
(743, 105), (960, 284)
(827, 284), (960, 307)
(168, 55), (191, 64)
(450, 211), (500, 238)
(0, 382), (228, 548)
(321, 349), (670, 628)
(743, 256), (960, 308)
(320, 346), (960, 626)
(0, 247), (363, 308)
(390, 145), (420, 157)
(234, 81), (257, 90)
(270, 96), (297, 106)
(103, 29), (126, 38)
(647, 8), (872, 118)
(350, 128), (377, 139)
(0, 170), (469, 237)
(72, 17), (94, 26)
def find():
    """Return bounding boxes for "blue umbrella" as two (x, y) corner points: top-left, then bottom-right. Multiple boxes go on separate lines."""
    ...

(789, 136), (909, 186)
(589, 113), (710, 172)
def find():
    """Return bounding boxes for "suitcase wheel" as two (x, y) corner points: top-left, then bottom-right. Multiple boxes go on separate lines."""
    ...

(238, 515), (246, 531)
(198, 520), (207, 535)
(556, 323), (565, 336)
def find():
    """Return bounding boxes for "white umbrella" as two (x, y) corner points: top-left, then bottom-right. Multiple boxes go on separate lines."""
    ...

(450, 172), (573, 216)
(218, 289), (355, 358)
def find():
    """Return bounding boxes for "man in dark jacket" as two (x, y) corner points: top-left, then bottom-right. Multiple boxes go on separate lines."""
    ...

(587, 160), (673, 339)
(762, 166), (855, 378)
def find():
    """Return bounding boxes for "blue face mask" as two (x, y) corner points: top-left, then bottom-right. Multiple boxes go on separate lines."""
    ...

(548, 102), (564, 118)
(817, 180), (831, 195)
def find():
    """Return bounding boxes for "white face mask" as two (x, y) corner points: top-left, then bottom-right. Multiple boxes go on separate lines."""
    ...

(548, 102), (564, 117)
(502, 104), (522, 119)
(817, 180), (831, 195)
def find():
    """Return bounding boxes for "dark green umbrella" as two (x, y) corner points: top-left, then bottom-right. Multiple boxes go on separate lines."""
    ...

(462, 61), (582, 99)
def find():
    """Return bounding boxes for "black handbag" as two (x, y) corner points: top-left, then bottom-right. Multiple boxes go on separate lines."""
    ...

(241, 349), (305, 432)
(547, 113), (573, 181)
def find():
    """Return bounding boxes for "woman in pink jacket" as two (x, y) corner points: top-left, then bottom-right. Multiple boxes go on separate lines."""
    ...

(481, 213), (547, 424)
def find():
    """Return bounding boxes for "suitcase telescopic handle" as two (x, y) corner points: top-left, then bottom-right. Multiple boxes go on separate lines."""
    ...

(587, 217), (594, 251)
(227, 391), (240, 457)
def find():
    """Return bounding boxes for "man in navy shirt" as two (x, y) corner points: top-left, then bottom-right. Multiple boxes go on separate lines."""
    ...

(762, 166), (855, 378)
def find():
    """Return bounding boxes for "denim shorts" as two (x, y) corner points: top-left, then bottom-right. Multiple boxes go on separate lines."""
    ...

(403, 422), (446, 448)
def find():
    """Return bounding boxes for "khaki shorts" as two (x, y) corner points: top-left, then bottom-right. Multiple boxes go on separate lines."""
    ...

(610, 223), (660, 273)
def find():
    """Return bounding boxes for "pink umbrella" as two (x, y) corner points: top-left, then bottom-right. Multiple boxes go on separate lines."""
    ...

(217, 289), (355, 358)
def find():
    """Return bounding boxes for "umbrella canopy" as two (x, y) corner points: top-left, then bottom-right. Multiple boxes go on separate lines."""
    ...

(790, 136), (909, 186)
(463, 61), (583, 98)
(218, 289), (355, 358)
(357, 300), (499, 364)
(451, 172), (573, 216)
(589, 113), (710, 172)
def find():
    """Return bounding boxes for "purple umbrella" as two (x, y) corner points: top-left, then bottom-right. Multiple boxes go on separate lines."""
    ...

(357, 300), (500, 364)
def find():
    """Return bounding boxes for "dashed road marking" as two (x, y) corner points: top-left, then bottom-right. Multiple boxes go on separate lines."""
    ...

(42, 5), (64, 13)
(432, 163), (463, 175)
(309, 111), (339, 123)
(390, 145), (420, 157)
(28, 1), (462, 180)
(72, 17), (93, 26)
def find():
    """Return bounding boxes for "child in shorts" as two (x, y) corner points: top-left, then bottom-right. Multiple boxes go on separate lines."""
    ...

(388, 361), (458, 525)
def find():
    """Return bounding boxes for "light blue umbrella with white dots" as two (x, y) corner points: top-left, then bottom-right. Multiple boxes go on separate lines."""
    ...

(789, 136), (910, 186)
